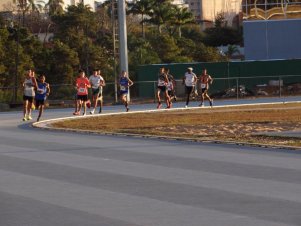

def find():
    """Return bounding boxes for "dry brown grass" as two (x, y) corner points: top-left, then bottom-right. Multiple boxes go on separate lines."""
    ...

(52, 103), (301, 147)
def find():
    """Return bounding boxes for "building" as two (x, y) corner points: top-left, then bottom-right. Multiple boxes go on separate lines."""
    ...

(242, 0), (301, 20)
(185, 0), (242, 27)
(243, 1), (301, 60)
(172, 0), (189, 8)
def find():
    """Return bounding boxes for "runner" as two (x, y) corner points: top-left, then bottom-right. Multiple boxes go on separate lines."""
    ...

(22, 69), (37, 121)
(165, 68), (176, 106)
(73, 70), (91, 116)
(35, 75), (50, 122)
(89, 69), (105, 114)
(119, 70), (133, 112)
(182, 67), (197, 108)
(157, 67), (170, 109)
(199, 68), (213, 107)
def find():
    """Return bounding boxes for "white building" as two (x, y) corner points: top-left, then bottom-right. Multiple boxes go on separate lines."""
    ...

(185, 0), (242, 26)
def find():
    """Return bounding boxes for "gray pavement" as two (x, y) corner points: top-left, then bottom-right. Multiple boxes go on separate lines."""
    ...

(1, 98), (301, 226)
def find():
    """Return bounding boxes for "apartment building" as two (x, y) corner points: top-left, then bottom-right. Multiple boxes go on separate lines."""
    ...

(185, 0), (241, 26)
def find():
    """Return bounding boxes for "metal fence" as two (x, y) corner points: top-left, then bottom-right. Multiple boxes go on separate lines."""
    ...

(1, 75), (301, 105)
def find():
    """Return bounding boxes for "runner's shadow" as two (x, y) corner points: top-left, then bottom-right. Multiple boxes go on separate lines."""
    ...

(17, 122), (37, 131)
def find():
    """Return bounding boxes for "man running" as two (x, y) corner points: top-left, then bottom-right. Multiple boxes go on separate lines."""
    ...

(119, 70), (133, 112)
(199, 68), (213, 107)
(22, 69), (37, 121)
(89, 69), (105, 114)
(157, 67), (170, 109)
(35, 75), (50, 122)
(73, 70), (91, 116)
(183, 67), (197, 108)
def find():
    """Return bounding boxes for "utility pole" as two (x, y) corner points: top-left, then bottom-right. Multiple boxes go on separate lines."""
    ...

(118, 0), (129, 101)
(118, 0), (128, 75)
(111, 0), (129, 103)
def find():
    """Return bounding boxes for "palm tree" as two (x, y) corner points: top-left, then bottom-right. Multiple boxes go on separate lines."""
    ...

(46, 0), (64, 16)
(127, 0), (154, 38)
(172, 6), (194, 38)
(147, 2), (174, 34)
(225, 45), (240, 58)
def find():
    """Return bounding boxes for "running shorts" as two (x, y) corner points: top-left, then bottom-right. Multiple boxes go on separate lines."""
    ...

(35, 99), (45, 108)
(201, 88), (208, 94)
(158, 86), (167, 92)
(77, 95), (88, 101)
(23, 95), (34, 103)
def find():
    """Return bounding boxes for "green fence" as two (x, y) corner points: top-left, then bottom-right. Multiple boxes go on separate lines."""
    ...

(136, 59), (301, 98)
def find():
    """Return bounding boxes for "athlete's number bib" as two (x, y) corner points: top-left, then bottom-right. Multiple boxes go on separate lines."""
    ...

(120, 86), (126, 91)
(201, 84), (206, 89)
(79, 88), (86, 93)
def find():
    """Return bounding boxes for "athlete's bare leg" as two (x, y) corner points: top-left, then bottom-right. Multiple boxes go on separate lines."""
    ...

(37, 105), (44, 122)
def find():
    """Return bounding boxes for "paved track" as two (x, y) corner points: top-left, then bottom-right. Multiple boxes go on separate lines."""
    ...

(1, 98), (301, 226)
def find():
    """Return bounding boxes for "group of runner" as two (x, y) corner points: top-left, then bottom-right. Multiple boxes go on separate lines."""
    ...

(22, 66), (212, 121)
(156, 67), (213, 109)
(73, 69), (133, 116)
(22, 69), (50, 122)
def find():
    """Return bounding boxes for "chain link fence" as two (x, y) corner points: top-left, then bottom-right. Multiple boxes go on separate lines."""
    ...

(1, 75), (301, 107)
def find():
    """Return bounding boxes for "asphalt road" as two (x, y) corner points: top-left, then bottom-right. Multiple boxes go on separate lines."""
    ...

(1, 98), (301, 226)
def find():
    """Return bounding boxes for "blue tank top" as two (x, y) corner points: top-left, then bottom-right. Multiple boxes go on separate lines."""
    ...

(35, 82), (47, 100)
(120, 77), (129, 91)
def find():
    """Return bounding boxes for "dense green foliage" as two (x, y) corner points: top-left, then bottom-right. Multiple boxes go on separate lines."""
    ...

(0, 0), (242, 103)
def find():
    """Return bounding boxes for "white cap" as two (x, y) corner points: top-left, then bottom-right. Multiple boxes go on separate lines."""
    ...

(187, 67), (193, 71)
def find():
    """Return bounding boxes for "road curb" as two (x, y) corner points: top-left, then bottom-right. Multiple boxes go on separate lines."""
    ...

(32, 101), (301, 151)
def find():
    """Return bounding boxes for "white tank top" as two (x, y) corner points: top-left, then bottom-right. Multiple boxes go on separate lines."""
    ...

(23, 78), (35, 97)
(184, 72), (196, 87)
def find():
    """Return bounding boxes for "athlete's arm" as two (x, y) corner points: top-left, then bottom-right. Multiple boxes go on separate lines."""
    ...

(210, 76), (213, 84)
(85, 78), (91, 88)
(32, 77), (38, 89)
(128, 79), (134, 87)
(100, 78), (106, 87)
(46, 83), (50, 96)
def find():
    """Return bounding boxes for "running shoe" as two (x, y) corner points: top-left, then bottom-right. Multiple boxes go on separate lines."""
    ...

(73, 112), (80, 116)
(90, 109), (95, 114)
(126, 107), (129, 112)
(210, 99), (213, 107)
(99, 108), (102, 114)
(185, 105), (188, 108)
(157, 103), (162, 109)
(22, 116), (27, 121)
(83, 112), (86, 116)
(199, 103), (204, 107)
(26, 115), (32, 120)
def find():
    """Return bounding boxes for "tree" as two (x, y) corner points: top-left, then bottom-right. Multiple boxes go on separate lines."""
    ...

(127, 0), (154, 38)
(203, 12), (242, 46)
(46, 0), (64, 16)
(146, 2), (174, 34)
(171, 6), (195, 38)
(149, 34), (182, 63)
(192, 43), (228, 62)
(225, 45), (240, 59)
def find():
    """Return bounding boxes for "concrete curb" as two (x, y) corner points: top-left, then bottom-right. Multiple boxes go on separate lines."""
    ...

(32, 101), (301, 151)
